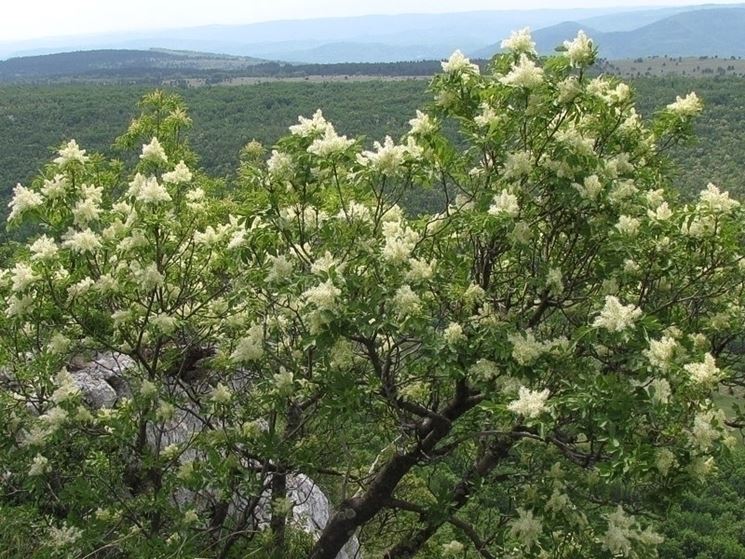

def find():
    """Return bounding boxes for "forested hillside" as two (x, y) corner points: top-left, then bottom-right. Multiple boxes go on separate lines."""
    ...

(2, 74), (745, 220)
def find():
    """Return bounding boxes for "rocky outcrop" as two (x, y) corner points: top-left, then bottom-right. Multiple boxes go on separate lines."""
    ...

(67, 353), (360, 559)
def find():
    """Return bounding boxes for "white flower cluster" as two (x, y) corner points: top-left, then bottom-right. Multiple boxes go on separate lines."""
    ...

(644, 336), (678, 371)
(443, 322), (465, 346)
(474, 103), (501, 128)
(507, 386), (550, 419)
(289, 109), (332, 137)
(62, 228), (102, 254)
(690, 409), (725, 451)
(382, 219), (420, 263)
(162, 160), (193, 184)
(697, 182), (739, 214)
(503, 151), (533, 179)
(501, 27), (536, 55)
(302, 279), (341, 311)
(441, 50), (480, 74)
(666, 92), (703, 117)
(563, 30), (594, 67)
(393, 284), (421, 318)
(357, 136), (421, 173)
(7, 183), (43, 222)
(54, 139), (89, 166)
(442, 540), (465, 556)
(602, 506), (663, 557)
(408, 110), (436, 135)
(29, 235), (58, 262)
(488, 190), (520, 218)
(41, 174), (68, 198)
(510, 507), (543, 549)
(573, 174), (603, 200)
(499, 54), (544, 88)
(140, 137), (168, 163)
(592, 296), (642, 333)
(683, 352), (720, 384)
(307, 126), (355, 157)
(127, 173), (171, 204)
(648, 201), (673, 221)
(231, 324), (265, 363)
(267, 150), (293, 178)
(508, 330), (563, 365)
(614, 215), (641, 236)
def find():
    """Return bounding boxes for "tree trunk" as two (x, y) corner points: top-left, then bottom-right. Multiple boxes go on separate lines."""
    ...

(308, 385), (481, 559)
(383, 436), (513, 558)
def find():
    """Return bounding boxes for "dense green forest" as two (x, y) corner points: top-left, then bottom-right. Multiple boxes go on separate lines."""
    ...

(2, 74), (745, 219)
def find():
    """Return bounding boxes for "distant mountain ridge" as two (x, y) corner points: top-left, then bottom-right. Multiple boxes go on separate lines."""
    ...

(474, 7), (745, 59)
(0, 49), (265, 81)
(2, 4), (745, 65)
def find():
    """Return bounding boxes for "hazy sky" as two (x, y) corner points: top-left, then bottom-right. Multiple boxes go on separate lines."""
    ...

(2, 0), (744, 42)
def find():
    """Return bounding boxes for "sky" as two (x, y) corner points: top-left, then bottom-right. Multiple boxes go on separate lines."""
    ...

(1, 0), (744, 42)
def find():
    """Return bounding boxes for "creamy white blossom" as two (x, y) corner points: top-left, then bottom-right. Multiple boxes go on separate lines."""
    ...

(162, 160), (193, 184)
(137, 176), (171, 204)
(54, 139), (89, 166)
(231, 324), (265, 363)
(302, 279), (341, 311)
(406, 258), (436, 282)
(289, 109), (331, 137)
(501, 27), (536, 54)
(11, 263), (38, 292)
(574, 174), (603, 200)
(648, 378), (672, 404)
(382, 220), (420, 263)
(210, 383), (232, 404)
(140, 137), (168, 163)
(563, 30), (594, 67)
(507, 386), (550, 418)
(442, 540), (465, 556)
(488, 190), (520, 218)
(41, 174), (68, 198)
(393, 284), (421, 318)
(615, 215), (641, 236)
(357, 136), (409, 173)
(499, 54), (544, 88)
(62, 228), (102, 254)
(648, 201), (673, 221)
(266, 254), (294, 283)
(644, 336), (677, 371)
(29, 453), (51, 476)
(408, 110), (436, 135)
(698, 182), (739, 214)
(7, 183), (43, 222)
(441, 49), (480, 74)
(48, 523), (83, 548)
(267, 149), (293, 177)
(593, 296), (642, 332)
(510, 508), (543, 549)
(503, 151), (532, 179)
(307, 127), (355, 156)
(666, 92), (703, 117)
(508, 331), (546, 365)
(684, 353), (720, 384)
(443, 322), (465, 345)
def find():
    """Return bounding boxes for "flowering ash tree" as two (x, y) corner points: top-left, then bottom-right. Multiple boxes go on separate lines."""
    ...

(2, 29), (745, 559)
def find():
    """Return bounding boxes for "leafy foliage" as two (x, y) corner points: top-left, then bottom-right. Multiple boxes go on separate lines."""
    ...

(1, 30), (745, 559)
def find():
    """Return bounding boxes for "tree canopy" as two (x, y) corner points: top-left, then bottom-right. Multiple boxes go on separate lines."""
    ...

(1, 29), (744, 558)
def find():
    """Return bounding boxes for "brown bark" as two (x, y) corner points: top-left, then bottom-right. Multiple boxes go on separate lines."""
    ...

(307, 383), (482, 559)
(383, 436), (512, 558)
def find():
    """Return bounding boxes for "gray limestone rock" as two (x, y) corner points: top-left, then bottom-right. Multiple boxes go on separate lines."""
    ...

(67, 352), (360, 558)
